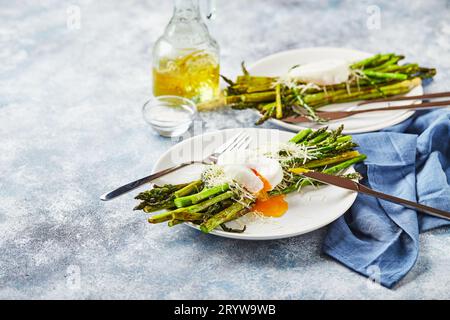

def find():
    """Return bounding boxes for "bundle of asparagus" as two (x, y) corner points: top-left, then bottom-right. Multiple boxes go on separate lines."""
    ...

(198, 53), (436, 124)
(134, 126), (367, 234)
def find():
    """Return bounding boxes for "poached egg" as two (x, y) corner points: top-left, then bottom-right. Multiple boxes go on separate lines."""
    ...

(217, 150), (288, 217)
(217, 150), (283, 193)
(288, 59), (350, 86)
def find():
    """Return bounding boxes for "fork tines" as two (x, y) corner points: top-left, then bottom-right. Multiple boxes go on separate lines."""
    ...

(215, 131), (251, 155)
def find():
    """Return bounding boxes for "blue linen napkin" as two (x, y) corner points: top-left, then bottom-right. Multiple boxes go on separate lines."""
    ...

(323, 109), (450, 288)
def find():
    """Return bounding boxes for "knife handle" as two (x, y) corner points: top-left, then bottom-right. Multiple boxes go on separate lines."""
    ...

(350, 99), (450, 114)
(100, 161), (196, 201)
(357, 183), (450, 220)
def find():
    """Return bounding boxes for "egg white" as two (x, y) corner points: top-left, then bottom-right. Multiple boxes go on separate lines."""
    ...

(288, 59), (350, 85)
(217, 150), (283, 193)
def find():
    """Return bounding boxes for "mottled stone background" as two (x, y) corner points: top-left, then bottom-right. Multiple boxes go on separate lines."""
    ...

(1, 0), (450, 299)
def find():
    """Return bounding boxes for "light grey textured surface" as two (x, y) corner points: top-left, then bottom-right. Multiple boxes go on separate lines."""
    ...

(1, 0), (450, 299)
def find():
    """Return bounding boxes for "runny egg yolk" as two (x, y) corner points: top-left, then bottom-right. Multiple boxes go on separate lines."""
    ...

(251, 169), (288, 218)
(251, 195), (288, 218)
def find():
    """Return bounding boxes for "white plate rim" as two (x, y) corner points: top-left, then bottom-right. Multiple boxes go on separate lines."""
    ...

(247, 47), (421, 134)
(151, 128), (358, 240)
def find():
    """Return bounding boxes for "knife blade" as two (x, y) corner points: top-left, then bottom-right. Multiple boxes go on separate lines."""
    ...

(297, 170), (450, 220)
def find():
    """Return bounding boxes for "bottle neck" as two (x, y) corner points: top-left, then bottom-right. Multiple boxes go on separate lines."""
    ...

(163, 0), (213, 45)
(173, 0), (200, 19)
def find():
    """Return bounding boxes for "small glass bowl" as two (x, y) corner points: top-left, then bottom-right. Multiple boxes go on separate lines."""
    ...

(142, 95), (197, 137)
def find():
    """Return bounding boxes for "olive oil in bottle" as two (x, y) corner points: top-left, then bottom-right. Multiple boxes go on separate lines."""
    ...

(152, 0), (220, 103)
(153, 50), (219, 103)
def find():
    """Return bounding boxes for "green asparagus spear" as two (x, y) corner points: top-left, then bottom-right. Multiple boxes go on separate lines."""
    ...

(303, 78), (421, 108)
(142, 203), (175, 213)
(336, 135), (352, 144)
(148, 191), (234, 224)
(302, 126), (328, 142)
(174, 183), (230, 208)
(290, 128), (312, 143)
(323, 154), (367, 174)
(368, 55), (404, 71)
(307, 132), (330, 145)
(301, 151), (361, 169)
(350, 53), (395, 70)
(135, 183), (187, 203)
(226, 91), (276, 104)
(174, 180), (203, 198)
(172, 211), (205, 221)
(134, 183), (188, 211)
(200, 201), (251, 234)
(275, 84), (283, 119)
(363, 70), (408, 81)
(201, 199), (234, 217)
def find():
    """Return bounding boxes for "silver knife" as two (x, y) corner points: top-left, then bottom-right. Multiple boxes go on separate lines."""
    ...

(298, 170), (450, 220)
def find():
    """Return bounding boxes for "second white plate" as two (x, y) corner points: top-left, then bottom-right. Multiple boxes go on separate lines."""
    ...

(248, 47), (422, 134)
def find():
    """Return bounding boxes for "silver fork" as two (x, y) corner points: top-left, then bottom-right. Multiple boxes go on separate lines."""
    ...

(100, 132), (252, 201)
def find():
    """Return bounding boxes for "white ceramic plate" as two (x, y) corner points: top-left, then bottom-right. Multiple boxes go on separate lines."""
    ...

(248, 47), (422, 134)
(151, 128), (357, 240)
